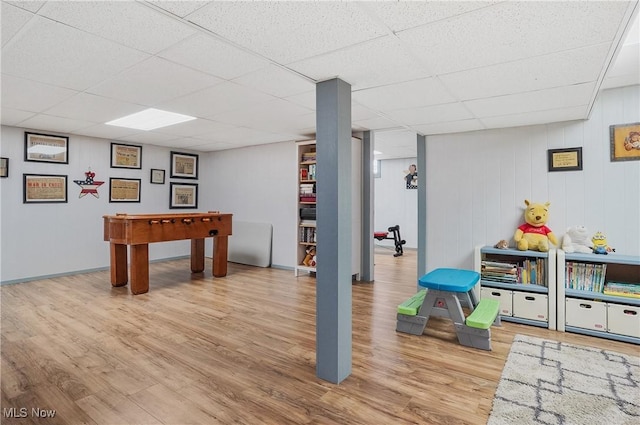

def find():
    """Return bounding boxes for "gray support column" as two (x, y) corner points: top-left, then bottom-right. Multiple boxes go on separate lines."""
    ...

(315, 78), (352, 383)
(417, 134), (427, 283)
(361, 131), (374, 282)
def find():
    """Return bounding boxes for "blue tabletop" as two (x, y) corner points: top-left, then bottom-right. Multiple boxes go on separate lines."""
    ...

(418, 268), (480, 292)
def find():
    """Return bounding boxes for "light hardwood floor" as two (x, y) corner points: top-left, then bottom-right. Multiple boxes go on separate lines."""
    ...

(2, 248), (638, 425)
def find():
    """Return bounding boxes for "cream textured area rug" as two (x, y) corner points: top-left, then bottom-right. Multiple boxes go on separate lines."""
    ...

(488, 334), (640, 425)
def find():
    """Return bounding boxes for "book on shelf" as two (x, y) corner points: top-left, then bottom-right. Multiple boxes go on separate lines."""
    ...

(565, 262), (607, 293)
(603, 281), (640, 298)
(481, 258), (546, 286)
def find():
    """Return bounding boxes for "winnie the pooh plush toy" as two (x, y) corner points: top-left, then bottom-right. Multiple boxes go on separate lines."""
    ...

(513, 200), (558, 252)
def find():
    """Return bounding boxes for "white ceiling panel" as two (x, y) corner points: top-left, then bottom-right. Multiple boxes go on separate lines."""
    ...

(1, 2), (33, 46)
(44, 93), (144, 124)
(184, 141), (236, 151)
(412, 119), (486, 136)
(601, 43), (640, 89)
(159, 34), (270, 80)
(70, 124), (142, 141)
(1, 15), (149, 91)
(144, 1), (210, 18)
(284, 90), (315, 111)
(288, 35), (431, 90)
(385, 102), (474, 127)
(1, 108), (36, 126)
(38, 1), (197, 54)
(1, 74), (77, 113)
(232, 64), (315, 98)
(87, 57), (222, 107)
(19, 114), (94, 134)
(439, 43), (612, 101)
(212, 99), (314, 133)
(353, 77), (456, 111)
(159, 81), (276, 119)
(398, 1), (630, 76)
(187, 1), (388, 64)
(150, 118), (239, 139)
(480, 106), (588, 129)
(464, 83), (596, 118)
(5, 1), (44, 13)
(353, 115), (403, 132)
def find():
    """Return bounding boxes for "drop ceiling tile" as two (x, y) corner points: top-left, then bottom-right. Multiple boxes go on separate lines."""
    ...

(185, 141), (236, 152)
(411, 119), (485, 136)
(159, 81), (276, 119)
(353, 115), (402, 131)
(464, 83), (596, 118)
(38, 1), (196, 54)
(352, 103), (384, 122)
(480, 106), (588, 129)
(233, 64), (315, 98)
(289, 35), (431, 90)
(1, 74), (78, 113)
(441, 43), (612, 101)
(2, 15), (149, 91)
(116, 130), (183, 145)
(44, 93), (144, 124)
(187, 1), (387, 63)
(2, 2), (33, 47)
(284, 90), (315, 110)
(1, 108), (36, 126)
(601, 43), (640, 89)
(352, 77), (456, 111)
(88, 57), (222, 106)
(5, 1), (44, 13)
(150, 118), (237, 138)
(20, 114), (94, 134)
(159, 34), (270, 80)
(385, 102), (474, 126)
(148, 1), (210, 18)
(397, 1), (631, 75)
(358, 1), (498, 33)
(70, 124), (142, 140)
(212, 98), (314, 133)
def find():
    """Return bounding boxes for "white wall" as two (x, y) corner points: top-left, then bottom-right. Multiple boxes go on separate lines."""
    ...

(374, 158), (418, 248)
(423, 85), (640, 272)
(1, 85), (638, 283)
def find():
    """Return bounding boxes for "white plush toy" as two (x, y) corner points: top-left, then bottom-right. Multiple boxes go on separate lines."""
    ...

(561, 225), (593, 253)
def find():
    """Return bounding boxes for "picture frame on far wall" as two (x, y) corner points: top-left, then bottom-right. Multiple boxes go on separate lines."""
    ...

(25, 132), (69, 164)
(547, 147), (583, 172)
(170, 182), (198, 209)
(170, 151), (198, 179)
(0, 157), (8, 178)
(150, 168), (165, 184)
(110, 143), (142, 169)
(23, 173), (67, 203)
(610, 122), (640, 162)
(109, 177), (141, 203)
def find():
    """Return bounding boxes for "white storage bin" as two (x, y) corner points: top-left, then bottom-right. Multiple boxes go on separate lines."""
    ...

(607, 303), (640, 338)
(481, 287), (512, 316)
(513, 292), (548, 321)
(565, 298), (607, 331)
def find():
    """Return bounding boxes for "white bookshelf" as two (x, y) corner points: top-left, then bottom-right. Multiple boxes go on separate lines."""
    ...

(557, 250), (639, 344)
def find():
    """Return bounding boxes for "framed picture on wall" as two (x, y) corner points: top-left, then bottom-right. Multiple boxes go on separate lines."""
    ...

(170, 151), (198, 179)
(23, 174), (68, 203)
(0, 157), (8, 178)
(150, 168), (165, 184)
(24, 132), (69, 164)
(547, 147), (583, 172)
(110, 143), (142, 169)
(610, 122), (640, 162)
(170, 182), (198, 209)
(109, 177), (141, 203)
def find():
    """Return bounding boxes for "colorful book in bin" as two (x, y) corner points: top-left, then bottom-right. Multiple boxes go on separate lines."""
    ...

(603, 281), (640, 299)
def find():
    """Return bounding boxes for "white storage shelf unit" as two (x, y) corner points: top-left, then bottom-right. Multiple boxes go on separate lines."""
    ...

(474, 245), (556, 330)
(557, 250), (640, 345)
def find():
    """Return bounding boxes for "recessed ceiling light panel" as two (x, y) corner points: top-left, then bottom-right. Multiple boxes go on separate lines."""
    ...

(106, 108), (196, 131)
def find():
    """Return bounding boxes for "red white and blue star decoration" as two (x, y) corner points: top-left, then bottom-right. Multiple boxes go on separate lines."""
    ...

(74, 169), (104, 198)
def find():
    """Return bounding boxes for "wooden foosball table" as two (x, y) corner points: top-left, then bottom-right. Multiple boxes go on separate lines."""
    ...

(103, 212), (232, 294)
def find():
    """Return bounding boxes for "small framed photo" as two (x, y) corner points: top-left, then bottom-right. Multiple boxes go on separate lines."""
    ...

(109, 178), (141, 203)
(170, 151), (198, 179)
(610, 122), (640, 162)
(547, 147), (583, 172)
(0, 157), (8, 178)
(111, 143), (142, 169)
(170, 182), (198, 209)
(23, 174), (68, 203)
(150, 168), (165, 184)
(25, 132), (69, 164)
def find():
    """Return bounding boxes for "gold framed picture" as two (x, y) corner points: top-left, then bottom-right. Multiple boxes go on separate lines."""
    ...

(610, 122), (640, 162)
(110, 143), (142, 169)
(170, 151), (198, 179)
(23, 174), (68, 203)
(109, 178), (141, 203)
(0, 157), (8, 178)
(547, 147), (583, 172)
(170, 182), (198, 209)
(24, 132), (68, 164)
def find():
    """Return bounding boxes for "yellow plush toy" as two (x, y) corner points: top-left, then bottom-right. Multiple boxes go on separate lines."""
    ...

(513, 200), (558, 252)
